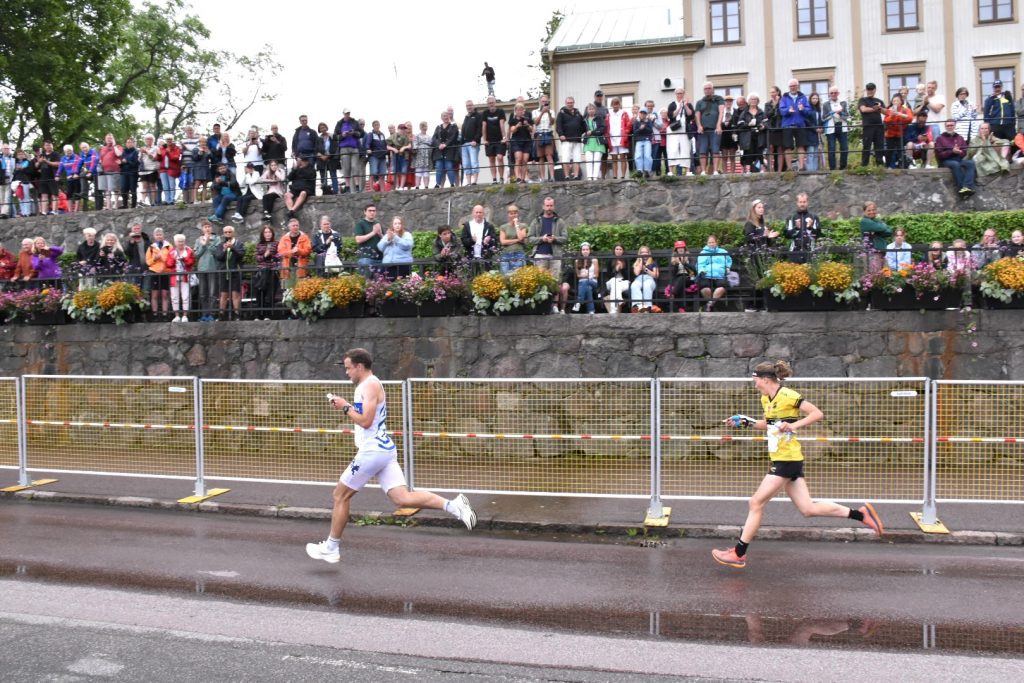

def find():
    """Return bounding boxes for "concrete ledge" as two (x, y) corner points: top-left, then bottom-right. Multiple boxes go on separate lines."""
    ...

(3, 489), (1021, 546)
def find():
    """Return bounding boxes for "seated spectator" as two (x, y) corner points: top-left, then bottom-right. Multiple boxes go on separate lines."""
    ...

(97, 233), (127, 278)
(668, 240), (696, 313)
(165, 234), (195, 322)
(630, 245), (658, 312)
(885, 229), (913, 271)
(284, 156), (315, 218)
(260, 159), (285, 220)
(0, 241), (16, 281)
(432, 225), (462, 275)
(934, 119), (977, 198)
(572, 242), (599, 314)
(1000, 229), (1024, 257)
(696, 235), (732, 312)
(233, 162), (263, 222)
(903, 112), (933, 168)
(208, 163), (240, 224)
(972, 229), (1001, 269)
(967, 122), (1010, 176)
(945, 238), (973, 277)
(11, 238), (35, 283)
(378, 216), (414, 278)
(604, 244), (630, 314)
(925, 241), (946, 271)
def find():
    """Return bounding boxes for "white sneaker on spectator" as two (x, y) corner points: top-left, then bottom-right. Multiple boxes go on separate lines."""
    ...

(571, 303), (580, 312)
(453, 493), (477, 530)
(305, 540), (340, 563)
(231, 213), (243, 222)
(552, 304), (560, 314)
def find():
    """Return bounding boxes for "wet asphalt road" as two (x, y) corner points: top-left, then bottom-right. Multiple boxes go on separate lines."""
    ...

(1, 500), (1022, 680)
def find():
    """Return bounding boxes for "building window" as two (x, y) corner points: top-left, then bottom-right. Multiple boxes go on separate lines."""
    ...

(802, 79), (831, 98)
(980, 67), (1016, 99)
(978, 0), (1014, 22)
(887, 74), (922, 107)
(710, 1), (742, 44)
(885, 0), (919, 31)
(796, 0), (829, 37)
(713, 85), (745, 100)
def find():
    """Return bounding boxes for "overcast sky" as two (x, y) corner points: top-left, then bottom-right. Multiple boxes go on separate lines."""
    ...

(179, 0), (641, 135)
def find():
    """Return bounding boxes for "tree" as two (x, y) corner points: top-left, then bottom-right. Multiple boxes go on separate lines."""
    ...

(529, 10), (564, 99)
(209, 45), (282, 133)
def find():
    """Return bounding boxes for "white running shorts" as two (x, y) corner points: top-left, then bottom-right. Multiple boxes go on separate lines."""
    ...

(340, 449), (407, 492)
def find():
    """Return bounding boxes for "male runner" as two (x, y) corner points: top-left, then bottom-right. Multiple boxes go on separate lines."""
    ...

(306, 348), (476, 563)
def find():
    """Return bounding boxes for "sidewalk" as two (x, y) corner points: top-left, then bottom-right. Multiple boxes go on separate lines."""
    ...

(2, 471), (1021, 546)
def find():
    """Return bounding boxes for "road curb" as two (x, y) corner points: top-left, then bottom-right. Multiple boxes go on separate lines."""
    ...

(3, 489), (1022, 546)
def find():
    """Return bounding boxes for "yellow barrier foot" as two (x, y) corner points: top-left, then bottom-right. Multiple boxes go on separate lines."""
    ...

(177, 488), (231, 504)
(392, 507), (421, 518)
(909, 512), (950, 534)
(644, 507), (672, 527)
(1, 478), (59, 493)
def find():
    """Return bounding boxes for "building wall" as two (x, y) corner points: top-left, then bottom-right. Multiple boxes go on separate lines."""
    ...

(552, 54), (684, 111)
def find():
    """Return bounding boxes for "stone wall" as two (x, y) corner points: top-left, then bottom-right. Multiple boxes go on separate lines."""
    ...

(3, 169), (1021, 251)
(3, 310), (1020, 381)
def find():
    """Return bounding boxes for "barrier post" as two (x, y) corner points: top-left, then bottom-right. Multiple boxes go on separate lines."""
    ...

(16, 376), (28, 487)
(404, 380), (416, 491)
(921, 380), (938, 525)
(645, 378), (666, 523)
(193, 377), (206, 498)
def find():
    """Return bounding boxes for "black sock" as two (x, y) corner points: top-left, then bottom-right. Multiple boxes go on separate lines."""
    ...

(848, 508), (864, 522)
(735, 539), (750, 557)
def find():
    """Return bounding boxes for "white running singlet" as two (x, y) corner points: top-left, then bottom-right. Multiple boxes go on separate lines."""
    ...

(352, 376), (396, 453)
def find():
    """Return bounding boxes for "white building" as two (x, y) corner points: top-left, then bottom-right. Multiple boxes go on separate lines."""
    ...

(545, 1), (1021, 109)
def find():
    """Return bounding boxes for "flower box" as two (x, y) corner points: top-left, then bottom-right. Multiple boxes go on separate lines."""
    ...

(982, 295), (1024, 310)
(322, 301), (365, 318)
(765, 292), (840, 312)
(870, 288), (963, 310)
(26, 310), (68, 326)
(379, 299), (459, 317)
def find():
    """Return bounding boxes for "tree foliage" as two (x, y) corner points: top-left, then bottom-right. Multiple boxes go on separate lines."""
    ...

(529, 10), (564, 99)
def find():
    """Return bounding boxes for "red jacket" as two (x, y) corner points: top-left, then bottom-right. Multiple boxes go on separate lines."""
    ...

(156, 144), (183, 177)
(606, 110), (632, 149)
(165, 246), (196, 287)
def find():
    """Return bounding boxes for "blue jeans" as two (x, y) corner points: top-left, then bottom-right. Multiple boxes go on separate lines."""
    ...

(159, 172), (176, 204)
(826, 131), (849, 170)
(940, 158), (977, 191)
(461, 144), (480, 176)
(368, 156), (387, 177)
(212, 191), (238, 218)
(805, 145), (819, 171)
(499, 252), (525, 275)
(392, 155), (408, 176)
(434, 159), (456, 187)
(630, 274), (656, 309)
(635, 140), (652, 173)
(577, 278), (597, 313)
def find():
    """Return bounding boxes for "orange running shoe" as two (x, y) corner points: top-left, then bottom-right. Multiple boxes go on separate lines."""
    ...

(711, 547), (747, 568)
(859, 502), (884, 537)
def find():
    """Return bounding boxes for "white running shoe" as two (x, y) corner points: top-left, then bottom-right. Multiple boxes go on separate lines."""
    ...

(453, 493), (477, 530)
(305, 540), (340, 563)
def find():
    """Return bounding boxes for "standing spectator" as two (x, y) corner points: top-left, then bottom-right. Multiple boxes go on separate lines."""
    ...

(528, 197), (567, 312)
(744, 198), (779, 251)
(124, 223), (151, 291)
(432, 225), (462, 274)
(738, 93), (767, 173)
(461, 204), (498, 272)
(365, 121), (388, 190)
(779, 80), (810, 171)
(241, 127), (264, 175)
(138, 134), (160, 206)
(193, 222), (221, 321)
(666, 87), (694, 176)
(934, 119), (977, 198)
(860, 200), (894, 271)
(156, 134), (182, 206)
(293, 114), (317, 164)
(333, 109), (363, 192)
(58, 144), (80, 213)
(179, 126), (199, 203)
(353, 118), (369, 192)
(481, 97), (508, 184)
(719, 95), (740, 173)
(967, 122), (1011, 176)
(0, 144), (13, 218)
(214, 224), (245, 320)
(209, 163), (240, 224)
(431, 111), (459, 189)
(260, 159), (285, 220)
(11, 150), (35, 217)
(354, 204), (383, 275)
(983, 80), (1016, 141)
(972, 229), (1002, 270)
(311, 215), (344, 273)
(765, 86), (784, 172)
(379, 216), (414, 278)
(387, 123), (412, 191)
(885, 229), (913, 271)
(460, 101), (483, 186)
(882, 94), (912, 168)
(75, 228), (101, 285)
(165, 234), (195, 322)
(119, 137), (140, 209)
(696, 235), (732, 311)
(11, 238), (35, 283)
(498, 204), (528, 275)
(858, 83), (885, 168)
(191, 138), (212, 203)
(284, 156), (315, 218)
(0, 241), (16, 280)
(804, 93), (824, 171)
(556, 96), (586, 180)
(534, 95), (556, 182)
(262, 125), (288, 165)
(950, 87), (980, 142)
(212, 133), (236, 176)
(254, 225), (280, 319)
(582, 103), (608, 180)
(784, 192), (821, 263)
(508, 103), (534, 184)
(481, 62), (496, 97)
(630, 245), (658, 313)
(31, 237), (64, 286)
(822, 86), (850, 170)
(632, 108), (655, 177)
(643, 99), (664, 175)
(695, 82), (726, 175)
(573, 242), (600, 314)
(34, 141), (60, 215)
(97, 133), (123, 209)
(146, 228), (172, 319)
(277, 217), (312, 285)
(917, 80), (946, 141)
(234, 163), (263, 222)
(413, 121), (433, 190)
(605, 97), (631, 179)
(315, 122), (339, 195)
(667, 240), (695, 313)
(207, 123), (222, 152)
(96, 233), (127, 279)
(75, 142), (98, 211)
(1016, 83), (1024, 135)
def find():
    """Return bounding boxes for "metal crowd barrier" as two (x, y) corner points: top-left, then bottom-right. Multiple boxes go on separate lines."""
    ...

(4, 376), (1021, 528)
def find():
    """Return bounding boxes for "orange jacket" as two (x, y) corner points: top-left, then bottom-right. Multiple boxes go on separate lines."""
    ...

(146, 241), (172, 273)
(277, 231), (313, 280)
(883, 105), (913, 139)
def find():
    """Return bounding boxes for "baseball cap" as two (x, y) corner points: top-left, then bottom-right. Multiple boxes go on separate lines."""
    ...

(343, 107), (351, 114)
(993, 80), (1003, 87)
(594, 89), (604, 96)
(866, 82), (877, 90)
(639, 107), (648, 114)
(674, 240), (687, 249)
